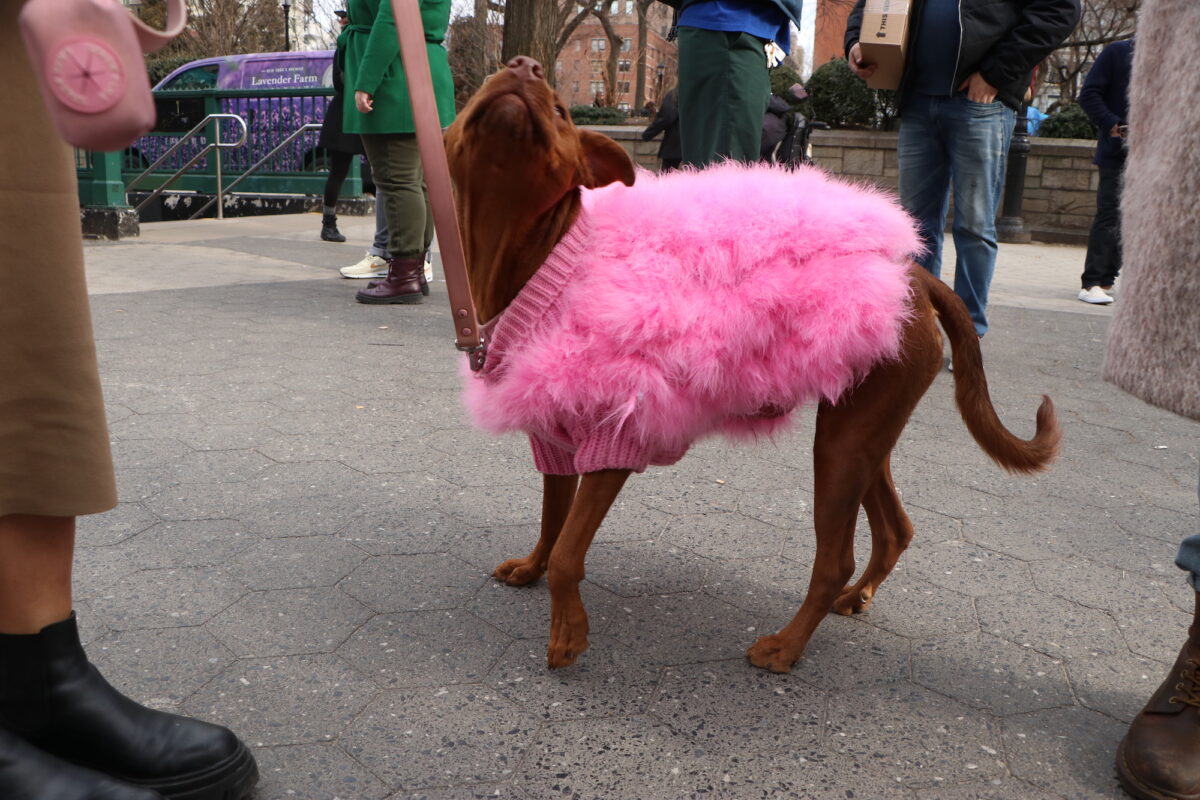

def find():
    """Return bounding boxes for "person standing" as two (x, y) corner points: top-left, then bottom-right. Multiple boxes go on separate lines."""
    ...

(667, 0), (803, 168)
(641, 87), (682, 171)
(342, 0), (454, 304)
(1076, 37), (1134, 306)
(845, 0), (1080, 337)
(316, 9), (357, 244)
(1, 8), (257, 798)
(1103, 2), (1200, 798)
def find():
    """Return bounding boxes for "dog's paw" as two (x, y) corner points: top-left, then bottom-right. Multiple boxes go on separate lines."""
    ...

(547, 610), (589, 669)
(831, 586), (874, 616)
(493, 557), (544, 586)
(746, 634), (800, 674)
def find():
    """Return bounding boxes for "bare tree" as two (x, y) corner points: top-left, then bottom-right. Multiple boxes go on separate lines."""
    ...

(1043, 0), (1138, 105)
(500, 0), (580, 80)
(138, 0), (287, 58)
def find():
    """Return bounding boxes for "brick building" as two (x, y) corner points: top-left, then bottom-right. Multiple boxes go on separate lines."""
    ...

(555, 2), (677, 112)
(813, 0), (854, 70)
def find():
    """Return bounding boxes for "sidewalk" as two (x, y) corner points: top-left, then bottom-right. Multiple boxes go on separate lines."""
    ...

(79, 213), (1196, 800)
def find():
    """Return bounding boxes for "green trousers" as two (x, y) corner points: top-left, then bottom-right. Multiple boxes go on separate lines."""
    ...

(677, 27), (771, 167)
(360, 133), (434, 259)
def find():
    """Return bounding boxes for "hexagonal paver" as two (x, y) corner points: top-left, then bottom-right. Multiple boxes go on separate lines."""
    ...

(159, 449), (276, 484)
(1002, 706), (1127, 799)
(340, 508), (460, 556)
(338, 610), (511, 688)
(608, 591), (763, 664)
(76, 503), (159, 546)
(648, 659), (823, 751)
(517, 716), (717, 799)
(825, 682), (1006, 785)
(584, 539), (713, 597)
(911, 632), (1073, 715)
(624, 474), (742, 516)
(72, 545), (143, 599)
(441, 484), (543, 528)
(1067, 650), (1172, 723)
(184, 654), (378, 746)
(237, 494), (368, 538)
(787, 615), (912, 692)
(854, 572), (980, 641)
(340, 554), (487, 613)
(1116, 604), (1192, 664)
(719, 748), (912, 799)
(913, 777), (1062, 799)
(389, 786), (527, 800)
(977, 591), (1125, 660)
(487, 635), (661, 720)
(226, 537), (368, 590)
(737, 484), (813, 530)
(662, 512), (789, 560)
(89, 626), (234, 706)
(702, 555), (814, 621)
(592, 496), (675, 543)
(341, 685), (540, 791)
(893, 541), (1035, 598)
(125, 520), (255, 570)
(254, 742), (393, 799)
(90, 567), (246, 630)
(466, 579), (624, 640)
(207, 588), (372, 657)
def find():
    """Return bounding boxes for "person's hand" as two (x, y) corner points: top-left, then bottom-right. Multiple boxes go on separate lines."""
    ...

(957, 72), (998, 103)
(1110, 123), (1123, 137)
(355, 91), (373, 113)
(848, 43), (876, 80)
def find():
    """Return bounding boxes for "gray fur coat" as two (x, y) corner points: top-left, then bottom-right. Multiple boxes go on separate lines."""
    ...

(1102, 0), (1200, 421)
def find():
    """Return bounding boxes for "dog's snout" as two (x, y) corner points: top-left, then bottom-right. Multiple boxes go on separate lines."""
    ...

(507, 56), (544, 82)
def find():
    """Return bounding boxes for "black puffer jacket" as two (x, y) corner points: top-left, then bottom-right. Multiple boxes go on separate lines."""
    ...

(844, 0), (1080, 111)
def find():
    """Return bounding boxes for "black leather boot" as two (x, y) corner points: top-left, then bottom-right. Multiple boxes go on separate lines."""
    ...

(1116, 591), (1200, 800)
(320, 213), (346, 242)
(0, 614), (257, 800)
(355, 255), (424, 304)
(1, 726), (163, 800)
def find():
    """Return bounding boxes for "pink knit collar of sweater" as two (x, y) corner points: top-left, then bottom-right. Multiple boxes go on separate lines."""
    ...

(477, 212), (591, 379)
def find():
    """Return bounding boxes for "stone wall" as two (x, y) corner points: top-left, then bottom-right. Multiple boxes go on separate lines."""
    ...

(588, 125), (1099, 245)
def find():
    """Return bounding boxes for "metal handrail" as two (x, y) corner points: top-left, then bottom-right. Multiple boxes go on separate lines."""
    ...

(189, 123), (323, 220)
(129, 114), (248, 217)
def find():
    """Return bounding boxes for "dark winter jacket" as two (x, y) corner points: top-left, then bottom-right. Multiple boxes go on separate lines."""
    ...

(660, 0), (803, 31)
(642, 88), (682, 163)
(1077, 38), (1133, 169)
(844, 0), (1081, 112)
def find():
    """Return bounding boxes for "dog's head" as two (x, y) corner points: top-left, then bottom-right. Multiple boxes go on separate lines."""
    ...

(445, 56), (636, 218)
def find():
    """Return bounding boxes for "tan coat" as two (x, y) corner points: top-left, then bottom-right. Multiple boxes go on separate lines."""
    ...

(0, 6), (117, 518)
(1103, 0), (1200, 421)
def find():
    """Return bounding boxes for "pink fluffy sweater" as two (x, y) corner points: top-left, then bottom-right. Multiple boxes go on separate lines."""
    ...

(463, 162), (921, 475)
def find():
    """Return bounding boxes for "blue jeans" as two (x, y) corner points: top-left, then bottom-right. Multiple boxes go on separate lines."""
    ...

(898, 93), (1015, 337)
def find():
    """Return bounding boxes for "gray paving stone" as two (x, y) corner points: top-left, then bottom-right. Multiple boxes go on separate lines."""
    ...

(337, 441), (452, 476)
(1044, 522), (1185, 579)
(608, 591), (763, 665)
(108, 437), (193, 470)
(184, 654), (378, 746)
(76, 503), (159, 546)
(90, 567), (246, 630)
(786, 615), (912, 691)
(448, 525), (540, 573)
(441, 484), (544, 528)
(517, 716), (717, 799)
(893, 540), (1036, 598)
(648, 659), (823, 751)
(207, 588), (372, 657)
(718, 748), (912, 799)
(175, 423), (285, 452)
(735, 484), (813, 530)
(90, 626), (234, 706)
(911, 632), (1073, 715)
(487, 635), (661, 720)
(158, 449), (277, 484)
(584, 539), (713, 597)
(624, 470), (743, 516)
(227, 537), (369, 590)
(1002, 706), (1127, 799)
(1117, 603), (1192, 664)
(824, 682), (1007, 785)
(237, 494), (366, 538)
(340, 554), (487, 613)
(389, 786), (526, 800)
(912, 777), (1067, 799)
(662, 513), (789, 560)
(1066, 650), (1169, 723)
(340, 508), (460, 556)
(125, 520), (255, 570)
(251, 743), (392, 800)
(465, 579), (624, 640)
(75, 601), (110, 647)
(338, 610), (511, 688)
(1111, 500), (1200, 545)
(341, 685), (540, 791)
(853, 572), (980, 641)
(115, 466), (180, 503)
(701, 555), (814, 621)
(977, 591), (1125, 660)
(593, 495), (676, 542)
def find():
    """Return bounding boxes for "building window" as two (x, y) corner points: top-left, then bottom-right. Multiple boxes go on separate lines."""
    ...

(573, 81), (580, 94)
(591, 61), (603, 75)
(625, 0), (634, 13)
(619, 81), (630, 93)
(589, 80), (605, 97)
(621, 37), (632, 52)
(618, 102), (630, 111)
(591, 38), (606, 52)
(618, 59), (631, 72)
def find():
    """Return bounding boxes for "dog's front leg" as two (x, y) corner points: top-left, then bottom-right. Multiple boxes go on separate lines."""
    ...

(495, 474), (580, 586)
(546, 468), (630, 668)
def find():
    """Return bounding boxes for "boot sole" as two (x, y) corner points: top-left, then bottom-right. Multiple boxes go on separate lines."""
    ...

(355, 292), (424, 305)
(122, 740), (258, 800)
(1115, 738), (1199, 800)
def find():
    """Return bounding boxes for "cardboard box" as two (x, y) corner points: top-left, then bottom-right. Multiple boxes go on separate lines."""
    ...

(858, 0), (911, 91)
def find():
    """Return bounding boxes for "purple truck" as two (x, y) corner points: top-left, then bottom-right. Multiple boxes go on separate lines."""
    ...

(133, 51), (337, 175)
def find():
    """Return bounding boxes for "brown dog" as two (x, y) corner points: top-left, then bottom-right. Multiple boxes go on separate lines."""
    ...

(444, 57), (1060, 673)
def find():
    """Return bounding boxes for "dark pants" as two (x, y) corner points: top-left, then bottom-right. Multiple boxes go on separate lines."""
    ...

(677, 27), (770, 167)
(360, 133), (433, 260)
(321, 149), (354, 210)
(1081, 165), (1123, 289)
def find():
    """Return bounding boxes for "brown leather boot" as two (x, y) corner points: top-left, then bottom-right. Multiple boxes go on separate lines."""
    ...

(355, 255), (424, 304)
(1116, 591), (1200, 800)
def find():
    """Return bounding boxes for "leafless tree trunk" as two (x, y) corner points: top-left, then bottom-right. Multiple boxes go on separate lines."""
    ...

(138, 0), (286, 57)
(501, 0), (578, 82)
(634, 0), (653, 111)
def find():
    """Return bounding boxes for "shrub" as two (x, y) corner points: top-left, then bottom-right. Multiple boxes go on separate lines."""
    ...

(803, 58), (896, 130)
(769, 65), (806, 110)
(569, 105), (628, 126)
(144, 54), (196, 87)
(1037, 102), (1098, 139)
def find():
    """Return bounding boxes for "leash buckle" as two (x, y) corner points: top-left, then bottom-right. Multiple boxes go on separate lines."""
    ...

(459, 340), (487, 372)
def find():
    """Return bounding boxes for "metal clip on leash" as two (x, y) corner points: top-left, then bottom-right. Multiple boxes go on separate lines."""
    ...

(390, 0), (486, 371)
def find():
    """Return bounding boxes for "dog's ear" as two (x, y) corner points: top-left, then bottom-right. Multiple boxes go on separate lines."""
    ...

(578, 129), (636, 189)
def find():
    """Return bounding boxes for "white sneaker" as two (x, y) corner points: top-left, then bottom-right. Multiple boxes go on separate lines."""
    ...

(1078, 286), (1114, 305)
(340, 253), (388, 279)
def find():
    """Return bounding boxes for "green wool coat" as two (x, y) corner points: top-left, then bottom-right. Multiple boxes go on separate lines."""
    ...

(341, 0), (454, 135)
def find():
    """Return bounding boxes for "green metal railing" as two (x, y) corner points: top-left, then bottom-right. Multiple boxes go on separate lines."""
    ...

(76, 87), (362, 212)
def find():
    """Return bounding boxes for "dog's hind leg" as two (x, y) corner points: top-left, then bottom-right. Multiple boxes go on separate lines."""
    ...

(545, 468), (631, 668)
(494, 473), (580, 586)
(830, 458), (913, 615)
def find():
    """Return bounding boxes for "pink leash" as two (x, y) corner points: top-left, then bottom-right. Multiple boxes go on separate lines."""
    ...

(389, 0), (485, 369)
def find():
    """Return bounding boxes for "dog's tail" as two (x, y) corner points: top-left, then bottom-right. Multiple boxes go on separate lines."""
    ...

(921, 269), (1061, 474)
